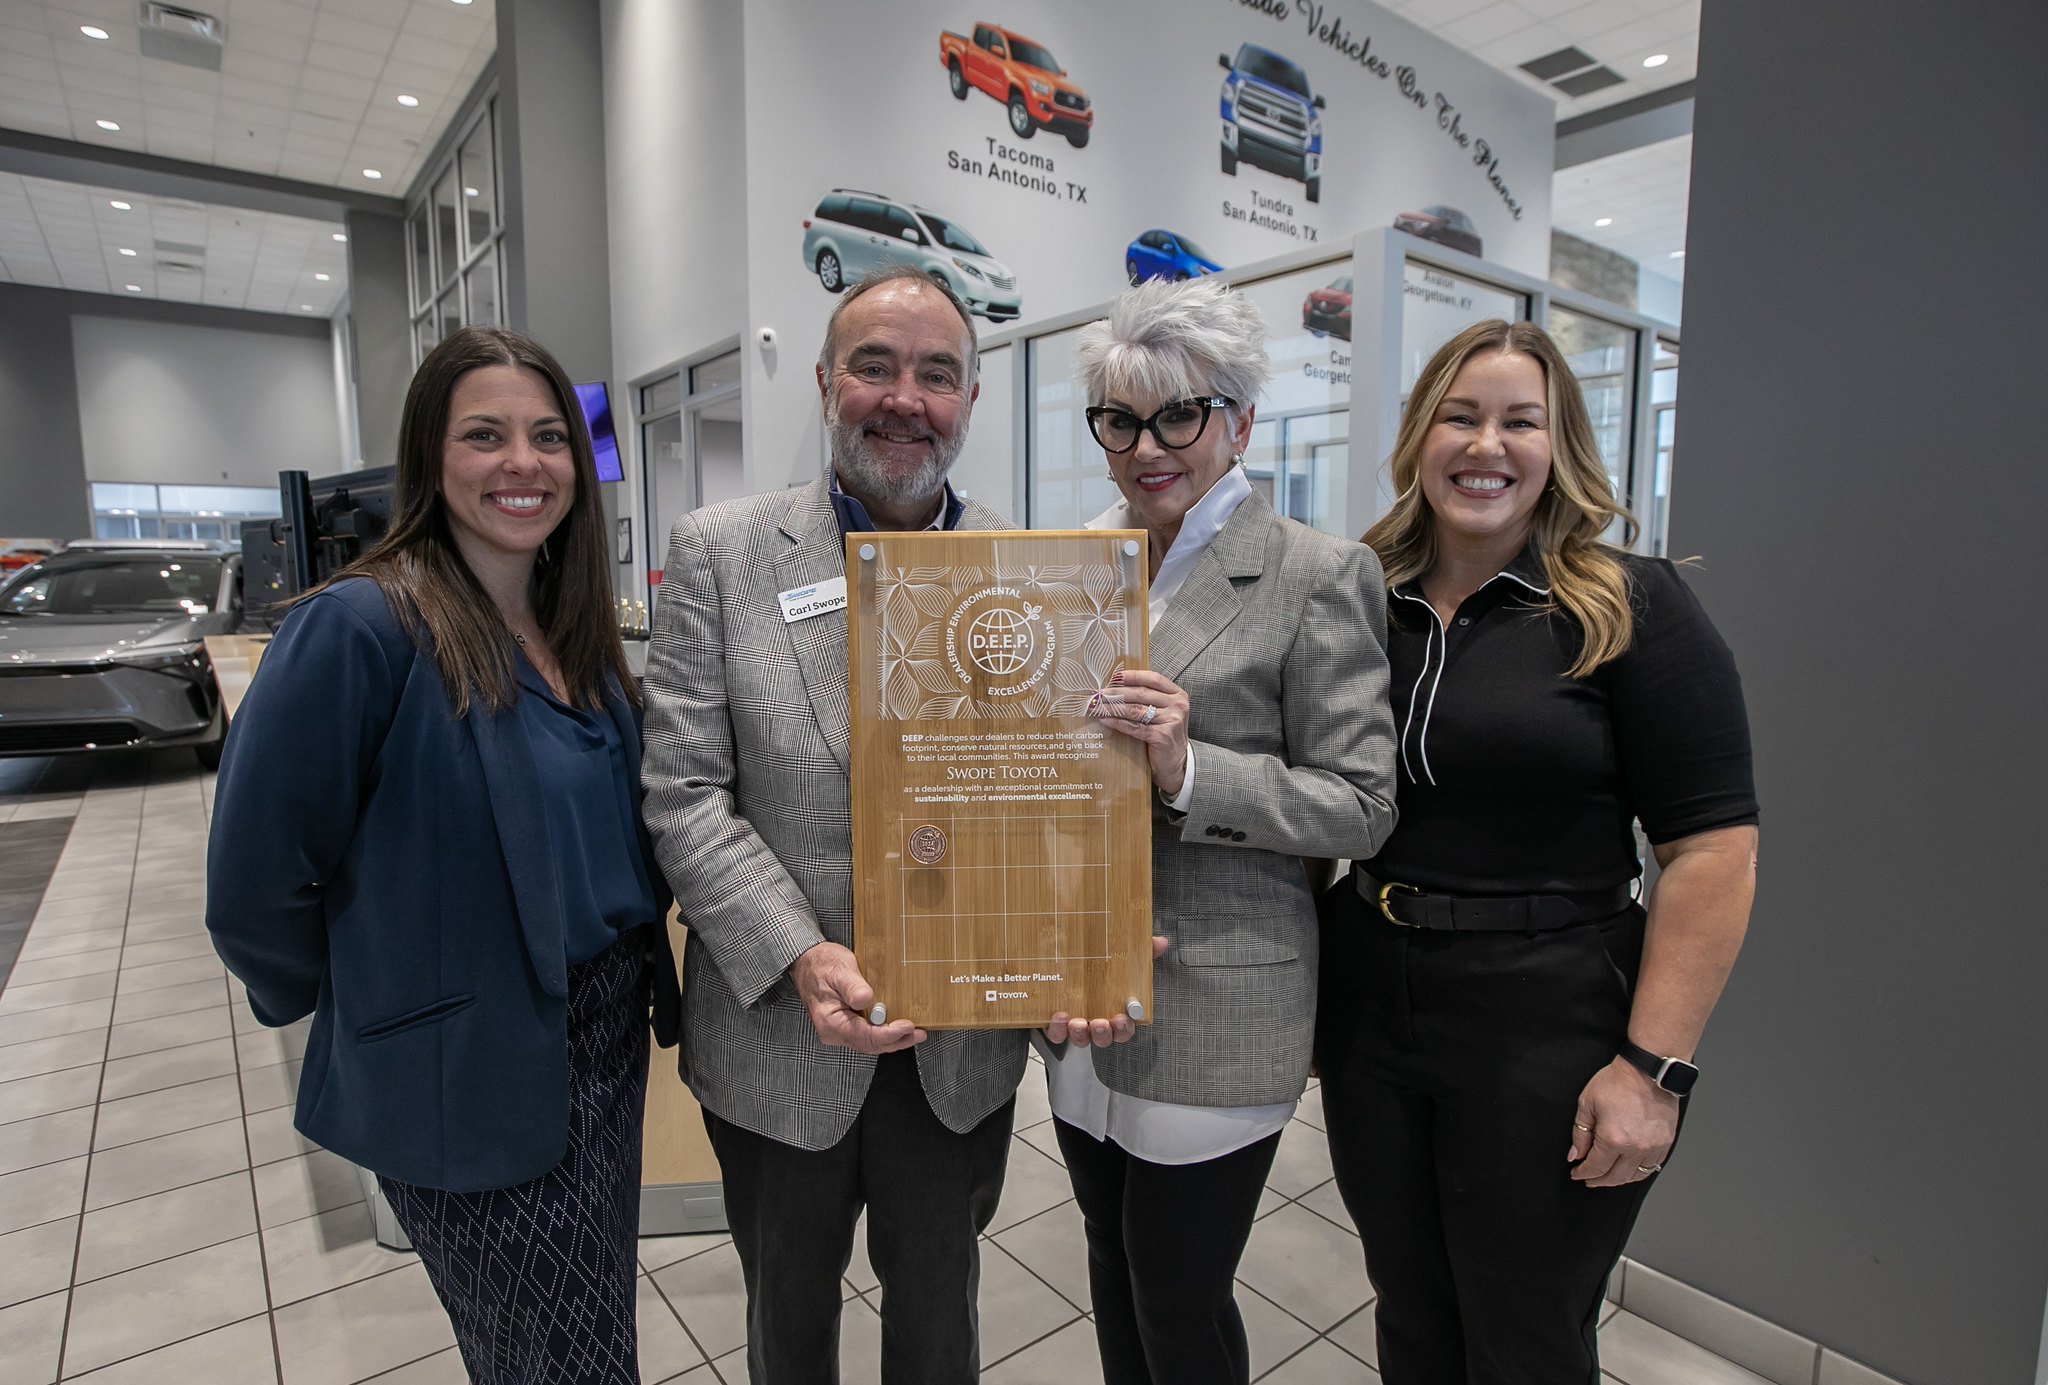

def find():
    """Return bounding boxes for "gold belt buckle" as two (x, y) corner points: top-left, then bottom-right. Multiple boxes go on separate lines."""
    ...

(1377, 880), (1422, 926)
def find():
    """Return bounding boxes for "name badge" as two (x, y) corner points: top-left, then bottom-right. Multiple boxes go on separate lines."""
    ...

(778, 576), (848, 624)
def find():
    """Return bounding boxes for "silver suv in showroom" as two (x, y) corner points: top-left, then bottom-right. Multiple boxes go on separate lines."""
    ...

(802, 190), (1022, 321)
(0, 541), (246, 768)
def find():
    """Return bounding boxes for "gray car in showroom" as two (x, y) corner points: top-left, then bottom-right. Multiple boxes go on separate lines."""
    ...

(0, 541), (246, 768)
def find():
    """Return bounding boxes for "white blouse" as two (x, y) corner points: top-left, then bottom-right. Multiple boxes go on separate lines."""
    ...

(1040, 465), (1298, 1165)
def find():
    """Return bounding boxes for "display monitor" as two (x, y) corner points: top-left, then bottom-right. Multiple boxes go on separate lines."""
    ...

(574, 381), (624, 482)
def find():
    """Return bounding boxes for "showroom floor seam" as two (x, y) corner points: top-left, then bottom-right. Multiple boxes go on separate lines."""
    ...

(0, 751), (1769, 1384)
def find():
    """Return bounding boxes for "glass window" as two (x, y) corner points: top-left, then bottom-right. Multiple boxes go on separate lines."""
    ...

(90, 482), (159, 513)
(409, 211), (432, 311)
(432, 168), (460, 291)
(641, 373), (684, 416)
(159, 485), (279, 515)
(459, 113), (496, 253)
(1546, 304), (1638, 500)
(949, 344), (1013, 520)
(1, 557), (224, 617)
(416, 313), (441, 359)
(438, 290), (463, 343)
(1400, 261), (1526, 396)
(1230, 261), (1353, 536)
(465, 246), (500, 327)
(1027, 327), (1117, 529)
(690, 352), (742, 395)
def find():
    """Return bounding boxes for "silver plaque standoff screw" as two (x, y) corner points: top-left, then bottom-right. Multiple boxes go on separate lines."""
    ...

(858, 543), (877, 562)
(868, 1003), (887, 1026)
(1125, 998), (1145, 1020)
(1122, 539), (1140, 557)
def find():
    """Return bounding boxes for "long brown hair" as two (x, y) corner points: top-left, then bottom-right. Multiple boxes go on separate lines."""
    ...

(1362, 319), (1636, 676)
(324, 326), (633, 715)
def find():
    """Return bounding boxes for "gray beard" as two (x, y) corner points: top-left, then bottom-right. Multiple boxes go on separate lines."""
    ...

(828, 402), (965, 510)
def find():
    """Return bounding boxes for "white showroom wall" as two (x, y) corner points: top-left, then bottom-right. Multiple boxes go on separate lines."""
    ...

(600, 0), (749, 389)
(71, 314), (343, 488)
(736, 0), (1555, 495)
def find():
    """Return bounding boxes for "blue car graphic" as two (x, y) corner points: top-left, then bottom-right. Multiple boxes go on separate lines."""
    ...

(1126, 229), (1223, 284)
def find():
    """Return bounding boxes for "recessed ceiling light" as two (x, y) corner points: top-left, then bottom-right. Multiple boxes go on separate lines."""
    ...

(397, 94), (419, 107)
(314, 273), (330, 281)
(301, 304), (314, 311)
(332, 232), (348, 242)
(1643, 53), (1670, 68)
(119, 247), (138, 256)
(81, 25), (110, 40)
(96, 119), (120, 131)
(125, 284), (141, 291)
(1669, 250), (1685, 258)
(1594, 217), (1613, 227)
(464, 187), (478, 197)
(362, 169), (382, 179)
(451, 0), (472, 6)
(109, 200), (131, 210)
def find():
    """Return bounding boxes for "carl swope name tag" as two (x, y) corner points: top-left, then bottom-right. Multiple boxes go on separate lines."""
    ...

(778, 576), (848, 624)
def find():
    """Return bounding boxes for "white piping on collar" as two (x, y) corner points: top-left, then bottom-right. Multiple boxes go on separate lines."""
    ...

(1389, 587), (1441, 787)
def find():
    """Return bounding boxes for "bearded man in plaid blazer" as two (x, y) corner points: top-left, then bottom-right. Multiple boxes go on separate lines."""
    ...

(642, 268), (1033, 1383)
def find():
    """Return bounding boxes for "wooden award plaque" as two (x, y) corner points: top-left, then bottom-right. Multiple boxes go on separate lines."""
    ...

(847, 530), (1153, 1030)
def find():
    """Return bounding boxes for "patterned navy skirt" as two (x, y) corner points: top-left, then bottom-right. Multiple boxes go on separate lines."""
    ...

(381, 928), (651, 1385)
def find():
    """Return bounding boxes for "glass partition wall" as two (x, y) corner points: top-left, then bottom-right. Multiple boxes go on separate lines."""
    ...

(407, 100), (504, 363)
(1011, 234), (1669, 547)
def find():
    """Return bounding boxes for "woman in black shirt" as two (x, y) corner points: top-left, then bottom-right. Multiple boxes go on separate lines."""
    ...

(1317, 319), (1758, 1383)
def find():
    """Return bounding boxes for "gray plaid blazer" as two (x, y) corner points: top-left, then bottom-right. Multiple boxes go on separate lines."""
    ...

(1087, 489), (1399, 1107)
(641, 476), (1028, 1151)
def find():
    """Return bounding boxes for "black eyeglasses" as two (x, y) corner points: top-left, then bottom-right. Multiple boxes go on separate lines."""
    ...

(1084, 396), (1234, 454)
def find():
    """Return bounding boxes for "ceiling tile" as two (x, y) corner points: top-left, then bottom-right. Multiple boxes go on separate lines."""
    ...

(226, 22), (311, 62)
(310, 11), (396, 56)
(326, 0), (412, 24)
(298, 64), (376, 99)
(388, 32), (468, 72)
(304, 39), (383, 77)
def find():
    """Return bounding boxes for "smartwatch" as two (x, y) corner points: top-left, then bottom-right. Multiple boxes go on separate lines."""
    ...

(1619, 1040), (1699, 1096)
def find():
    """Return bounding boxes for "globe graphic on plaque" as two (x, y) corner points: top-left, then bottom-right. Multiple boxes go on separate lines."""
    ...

(967, 606), (1034, 675)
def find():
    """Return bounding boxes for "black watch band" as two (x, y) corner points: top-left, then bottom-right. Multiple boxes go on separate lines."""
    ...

(1619, 1040), (1699, 1096)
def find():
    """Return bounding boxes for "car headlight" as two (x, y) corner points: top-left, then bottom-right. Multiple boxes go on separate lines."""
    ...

(1309, 117), (1322, 140)
(952, 258), (986, 280)
(1029, 79), (1050, 95)
(1220, 82), (1235, 116)
(109, 641), (205, 671)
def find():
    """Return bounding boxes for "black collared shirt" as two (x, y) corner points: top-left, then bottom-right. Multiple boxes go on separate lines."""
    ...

(1362, 544), (1758, 896)
(828, 472), (965, 535)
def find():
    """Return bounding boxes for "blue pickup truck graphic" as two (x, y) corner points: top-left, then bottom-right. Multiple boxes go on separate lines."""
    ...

(1219, 44), (1326, 204)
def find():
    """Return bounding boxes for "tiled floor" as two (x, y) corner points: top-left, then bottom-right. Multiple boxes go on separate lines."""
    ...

(0, 751), (1773, 1384)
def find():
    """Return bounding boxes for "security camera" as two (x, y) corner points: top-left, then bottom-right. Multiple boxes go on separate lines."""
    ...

(757, 326), (777, 350)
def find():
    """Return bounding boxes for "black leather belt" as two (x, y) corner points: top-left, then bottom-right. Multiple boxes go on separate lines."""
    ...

(1354, 868), (1635, 933)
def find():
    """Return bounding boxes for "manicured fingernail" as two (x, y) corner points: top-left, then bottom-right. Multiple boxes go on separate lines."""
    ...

(1111, 670), (1125, 684)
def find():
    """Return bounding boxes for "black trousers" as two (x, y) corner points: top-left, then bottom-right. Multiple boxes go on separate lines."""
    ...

(1054, 1118), (1282, 1385)
(1318, 891), (1663, 1385)
(381, 930), (650, 1385)
(703, 1050), (1015, 1385)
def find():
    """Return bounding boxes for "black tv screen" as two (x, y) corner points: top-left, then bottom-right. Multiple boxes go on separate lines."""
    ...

(574, 382), (624, 483)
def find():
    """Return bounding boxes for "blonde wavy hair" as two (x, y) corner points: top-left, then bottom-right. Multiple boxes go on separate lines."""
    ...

(1362, 319), (1637, 676)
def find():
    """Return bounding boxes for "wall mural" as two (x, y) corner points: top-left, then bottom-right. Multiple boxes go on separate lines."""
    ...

(742, 0), (1554, 492)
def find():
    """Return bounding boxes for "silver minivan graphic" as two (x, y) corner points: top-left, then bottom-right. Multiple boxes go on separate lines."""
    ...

(801, 189), (1022, 322)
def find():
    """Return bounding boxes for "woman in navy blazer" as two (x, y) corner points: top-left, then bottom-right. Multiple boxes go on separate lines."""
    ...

(208, 326), (677, 1385)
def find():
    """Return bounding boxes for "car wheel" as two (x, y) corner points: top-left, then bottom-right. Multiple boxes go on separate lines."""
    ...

(949, 60), (968, 100)
(1305, 176), (1321, 204)
(1008, 93), (1035, 138)
(816, 249), (843, 293)
(1065, 127), (1089, 149)
(1221, 145), (1238, 176)
(1172, 270), (1191, 282)
(1126, 257), (1140, 285)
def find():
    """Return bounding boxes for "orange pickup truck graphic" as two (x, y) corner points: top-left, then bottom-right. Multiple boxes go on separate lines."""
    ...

(940, 23), (1093, 147)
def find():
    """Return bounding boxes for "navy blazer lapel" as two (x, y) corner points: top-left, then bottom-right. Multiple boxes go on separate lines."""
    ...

(774, 482), (852, 774)
(1149, 491), (1273, 683)
(468, 701), (569, 999)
